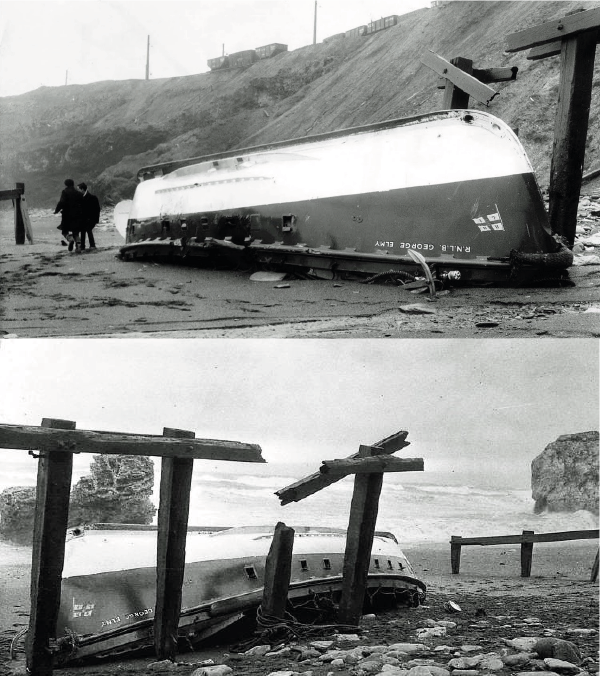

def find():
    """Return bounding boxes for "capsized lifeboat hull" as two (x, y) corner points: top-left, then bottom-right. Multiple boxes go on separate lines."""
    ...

(118, 110), (569, 284)
(55, 525), (425, 662)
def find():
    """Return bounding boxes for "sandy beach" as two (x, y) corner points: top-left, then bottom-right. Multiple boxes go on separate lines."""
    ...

(0, 539), (598, 676)
(0, 205), (599, 339)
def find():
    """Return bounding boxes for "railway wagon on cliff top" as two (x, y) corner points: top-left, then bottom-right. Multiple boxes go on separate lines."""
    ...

(228, 49), (258, 68)
(207, 55), (229, 70)
(367, 15), (398, 33)
(344, 25), (368, 38)
(255, 43), (288, 59)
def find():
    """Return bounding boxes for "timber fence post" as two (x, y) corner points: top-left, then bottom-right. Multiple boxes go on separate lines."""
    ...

(261, 522), (295, 620)
(26, 418), (76, 676)
(14, 183), (25, 244)
(590, 548), (599, 582)
(450, 536), (462, 574)
(154, 427), (195, 661)
(520, 530), (535, 577)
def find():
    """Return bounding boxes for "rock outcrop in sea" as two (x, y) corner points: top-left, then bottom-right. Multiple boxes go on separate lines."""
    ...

(0, 455), (156, 542)
(531, 432), (599, 514)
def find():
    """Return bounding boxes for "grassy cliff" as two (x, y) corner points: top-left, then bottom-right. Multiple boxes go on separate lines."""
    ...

(0, 1), (598, 207)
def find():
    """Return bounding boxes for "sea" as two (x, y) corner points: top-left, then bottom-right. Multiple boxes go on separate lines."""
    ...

(0, 453), (597, 566)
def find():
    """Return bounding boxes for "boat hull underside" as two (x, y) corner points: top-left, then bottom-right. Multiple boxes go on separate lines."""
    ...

(56, 550), (424, 662)
(121, 173), (560, 283)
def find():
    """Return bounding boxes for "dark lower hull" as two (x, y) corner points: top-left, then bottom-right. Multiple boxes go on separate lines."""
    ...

(120, 174), (569, 284)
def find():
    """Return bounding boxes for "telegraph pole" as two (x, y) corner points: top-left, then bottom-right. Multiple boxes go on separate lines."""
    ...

(313, 1), (317, 44)
(145, 35), (150, 80)
(65, 70), (68, 86)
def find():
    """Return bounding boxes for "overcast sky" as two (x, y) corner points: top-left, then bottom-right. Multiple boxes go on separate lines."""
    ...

(0, 0), (429, 98)
(0, 339), (597, 481)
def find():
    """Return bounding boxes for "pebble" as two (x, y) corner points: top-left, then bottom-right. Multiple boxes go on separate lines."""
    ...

(533, 638), (582, 664)
(543, 658), (582, 674)
(191, 666), (233, 676)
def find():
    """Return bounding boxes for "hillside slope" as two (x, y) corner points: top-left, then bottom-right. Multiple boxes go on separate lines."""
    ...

(0, 1), (598, 207)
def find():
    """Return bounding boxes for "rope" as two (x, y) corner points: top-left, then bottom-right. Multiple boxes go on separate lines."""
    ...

(361, 270), (417, 285)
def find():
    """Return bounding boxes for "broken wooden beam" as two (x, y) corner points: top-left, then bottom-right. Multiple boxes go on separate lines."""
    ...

(337, 445), (383, 626)
(319, 455), (424, 477)
(261, 522), (295, 620)
(437, 66), (517, 88)
(26, 418), (75, 676)
(421, 50), (498, 106)
(505, 7), (600, 53)
(275, 430), (409, 505)
(0, 423), (264, 462)
(527, 40), (563, 60)
(154, 428), (195, 661)
(520, 530), (535, 577)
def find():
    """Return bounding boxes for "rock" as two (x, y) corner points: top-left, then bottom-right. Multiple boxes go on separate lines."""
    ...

(388, 643), (428, 655)
(336, 633), (361, 644)
(0, 486), (37, 542)
(244, 644), (272, 656)
(362, 614), (378, 624)
(447, 656), (482, 669)
(505, 638), (539, 652)
(406, 667), (450, 676)
(460, 645), (482, 653)
(543, 659), (581, 674)
(533, 638), (582, 664)
(478, 655), (504, 670)
(298, 648), (322, 660)
(531, 431), (599, 513)
(398, 304), (437, 315)
(310, 641), (334, 651)
(357, 659), (385, 674)
(192, 666), (233, 676)
(330, 659), (345, 669)
(450, 671), (479, 676)
(517, 672), (562, 676)
(416, 626), (446, 639)
(502, 653), (533, 667)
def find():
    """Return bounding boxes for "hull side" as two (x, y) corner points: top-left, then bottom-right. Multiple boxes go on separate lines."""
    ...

(55, 528), (425, 662)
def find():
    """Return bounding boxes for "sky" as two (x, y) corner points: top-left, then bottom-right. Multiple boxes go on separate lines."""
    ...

(0, 0), (430, 98)
(0, 339), (597, 484)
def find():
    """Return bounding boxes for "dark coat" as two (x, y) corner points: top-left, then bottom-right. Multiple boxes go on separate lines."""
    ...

(54, 186), (84, 233)
(81, 192), (101, 229)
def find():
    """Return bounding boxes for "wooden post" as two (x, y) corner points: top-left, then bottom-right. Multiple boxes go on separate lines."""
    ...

(338, 445), (384, 626)
(154, 428), (195, 661)
(442, 57), (473, 109)
(261, 522), (295, 619)
(14, 182), (25, 245)
(548, 30), (597, 246)
(590, 548), (599, 583)
(450, 536), (462, 574)
(26, 418), (75, 676)
(520, 530), (534, 577)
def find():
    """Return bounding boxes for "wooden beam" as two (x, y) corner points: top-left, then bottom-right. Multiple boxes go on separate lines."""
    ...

(275, 430), (409, 505)
(0, 186), (25, 201)
(548, 31), (598, 246)
(14, 183), (25, 245)
(154, 428), (195, 661)
(0, 423), (264, 462)
(505, 7), (599, 53)
(26, 418), (75, 676)
(437, 66), (517, 88)
(261, 522), (295, 620)
(338, 445), (383, 626)
(421, 50), (498, 106)
(527, 40), (562, 60)
(590, 549), (599, 583)
(319, 455), (424, 477)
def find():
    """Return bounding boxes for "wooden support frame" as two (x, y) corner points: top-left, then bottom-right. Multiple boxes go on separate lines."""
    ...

(505, 8), (599, 246)
(26, 419), (75, 676)
(0, 182), (33, 244)
(154, 428), (196, 661)
(0, 418), (264, 673)
(450, 529), (599, 578)
(319, 456), (424, 477)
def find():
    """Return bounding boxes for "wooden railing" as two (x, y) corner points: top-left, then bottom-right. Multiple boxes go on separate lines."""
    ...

(450, 529), (599, 580)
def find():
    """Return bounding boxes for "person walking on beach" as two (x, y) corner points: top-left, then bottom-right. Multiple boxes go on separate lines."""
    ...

(54, 178), (84, 252)
(77, 182), (101, 250)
